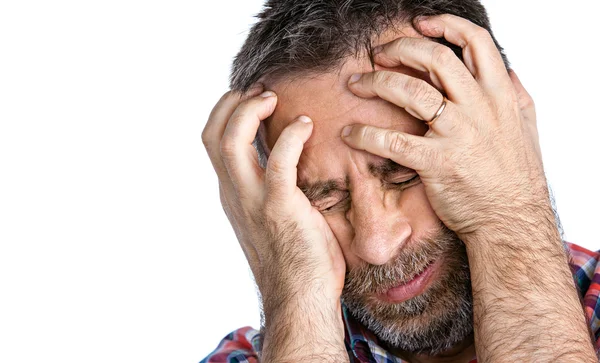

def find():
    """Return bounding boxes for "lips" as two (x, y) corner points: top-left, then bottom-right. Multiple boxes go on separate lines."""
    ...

(379, 258), (442, 303)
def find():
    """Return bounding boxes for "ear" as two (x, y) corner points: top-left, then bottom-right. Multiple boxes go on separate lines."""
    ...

(254, 120), (271, 169)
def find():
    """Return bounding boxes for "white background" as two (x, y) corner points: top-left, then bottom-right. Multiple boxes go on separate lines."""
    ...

(0, 1), (598, 362)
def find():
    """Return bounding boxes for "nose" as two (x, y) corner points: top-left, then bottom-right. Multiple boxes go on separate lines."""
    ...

(346, 186), (412, 266)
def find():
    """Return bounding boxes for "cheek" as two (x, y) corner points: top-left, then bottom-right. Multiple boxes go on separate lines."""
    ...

(323, 184), (441, 268)
(399, 184), (441, 233)
(324, 213), (358, 266)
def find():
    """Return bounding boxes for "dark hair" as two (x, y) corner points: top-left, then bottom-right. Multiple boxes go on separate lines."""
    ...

(230, 0), (509, 92)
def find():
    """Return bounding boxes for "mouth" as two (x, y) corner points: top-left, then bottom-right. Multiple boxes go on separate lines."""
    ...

(377, 257), (442, 303)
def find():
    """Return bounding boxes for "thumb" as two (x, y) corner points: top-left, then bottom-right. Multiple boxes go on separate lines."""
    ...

(265, 116), (313, 199)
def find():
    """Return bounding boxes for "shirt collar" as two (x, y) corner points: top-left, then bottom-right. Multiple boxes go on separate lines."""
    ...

(342, 303), (405, 363)
(341, 303), (478, 363)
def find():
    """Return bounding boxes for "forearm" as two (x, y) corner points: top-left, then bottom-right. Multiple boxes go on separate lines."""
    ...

(465, 201), (597, 362)
(260, 293), (348, 363)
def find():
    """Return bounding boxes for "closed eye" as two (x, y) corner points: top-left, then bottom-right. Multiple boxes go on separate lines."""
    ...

(313, 192), (350, 214)
(388, 175), (420, 189)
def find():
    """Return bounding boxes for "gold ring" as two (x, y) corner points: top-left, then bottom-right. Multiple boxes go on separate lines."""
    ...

(427, 96), (448, 126)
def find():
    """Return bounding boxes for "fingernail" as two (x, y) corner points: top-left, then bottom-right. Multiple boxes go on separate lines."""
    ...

(417, 15), (430, 22)
(342, 126), (352, 138)
(260, 91), (275, 98)
(298, 115), (312, 123)
(372, 45), (383, 55)
(349, 74), (362, 84)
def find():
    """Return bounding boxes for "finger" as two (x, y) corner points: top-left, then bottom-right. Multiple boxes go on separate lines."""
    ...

(221, 92), (278, 191)
(508, 70), (536, 124)
(202, 85), (264, 178)
(265, 116), (314, 200)
(416, 14), (512, 96)
(341, 124), (438, 173)
(348, 71), (458, 136)
(508, 70), (541, 160)
(373, 37), (481, 104)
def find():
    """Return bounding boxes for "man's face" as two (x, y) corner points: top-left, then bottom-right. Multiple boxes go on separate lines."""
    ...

(263, 27), (473, 355)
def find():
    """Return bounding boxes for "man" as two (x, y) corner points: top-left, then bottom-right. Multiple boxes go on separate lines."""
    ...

(201, 0), (600, 362)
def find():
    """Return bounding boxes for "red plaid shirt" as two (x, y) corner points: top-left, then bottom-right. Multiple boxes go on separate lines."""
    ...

(201, 242), (600, 362)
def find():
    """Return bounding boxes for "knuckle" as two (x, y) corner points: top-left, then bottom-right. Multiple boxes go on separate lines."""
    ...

(522, 93), (535, 109)
(386, 131), (406, 154)
(207, 91), (233, 116)
(437, 13), (453, 22)
(471, 27), (492, 43)
(266, 158), (287, 179)
(431, 44), (455, 67)
(390, 37), (408, 55)
(201, 127), (212, 148)
(355, 125), (370, 146)
(219, 137), (237, 158)
(403, 78), (430, 104)
(231, 97), (261, 120)
(228, 104), (247, 123)
(219, 90), (235, 102)
(373, 71), (400, 90)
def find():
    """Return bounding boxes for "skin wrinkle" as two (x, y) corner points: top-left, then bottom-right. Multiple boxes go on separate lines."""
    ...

(242, 17), (577, 363)
(261, 28), (427, 157)
(262, 42), (472, 357)
(217, 1), (590, 360)
(263, 83), (365, 153)
(342, 224), (474, 356)
(300, 159), (415, 205)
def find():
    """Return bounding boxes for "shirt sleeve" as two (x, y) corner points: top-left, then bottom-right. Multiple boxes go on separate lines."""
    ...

(567, 242), (600, 351)
(200, 326), (261, 363)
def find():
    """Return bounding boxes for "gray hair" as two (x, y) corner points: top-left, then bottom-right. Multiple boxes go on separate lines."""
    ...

(230, 0), (510, 168)
(230, 0), (509, 93)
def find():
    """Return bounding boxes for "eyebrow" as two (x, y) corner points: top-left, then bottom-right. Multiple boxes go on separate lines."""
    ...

(299, 178), (347, 203)
(298, 159), (414, 202)
(368, 159), (415, 179)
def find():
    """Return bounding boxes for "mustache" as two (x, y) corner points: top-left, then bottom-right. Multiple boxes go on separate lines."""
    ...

(342, 226), (459, 296)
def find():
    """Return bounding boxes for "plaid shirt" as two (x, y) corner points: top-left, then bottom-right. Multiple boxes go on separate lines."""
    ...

(201, 242), (600, 362)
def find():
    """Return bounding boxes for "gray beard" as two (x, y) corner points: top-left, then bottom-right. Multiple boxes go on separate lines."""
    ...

(341, 225), (473, 356)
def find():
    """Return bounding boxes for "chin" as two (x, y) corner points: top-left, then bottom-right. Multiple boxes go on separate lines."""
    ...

(342, 230), (474, 355)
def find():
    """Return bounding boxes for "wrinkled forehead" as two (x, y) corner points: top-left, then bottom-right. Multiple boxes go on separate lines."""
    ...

(262, 71), (428, 185)
(261, 25), (429, 178)
(263, 71), (422, 151)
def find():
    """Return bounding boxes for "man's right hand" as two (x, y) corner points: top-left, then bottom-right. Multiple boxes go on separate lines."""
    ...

(202, 86), (348, 362)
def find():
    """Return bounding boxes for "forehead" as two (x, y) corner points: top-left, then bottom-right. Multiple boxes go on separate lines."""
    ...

(263, 25), (429, 184)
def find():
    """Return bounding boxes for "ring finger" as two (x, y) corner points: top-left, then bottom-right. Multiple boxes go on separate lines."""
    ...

(348, 70), (456, 135)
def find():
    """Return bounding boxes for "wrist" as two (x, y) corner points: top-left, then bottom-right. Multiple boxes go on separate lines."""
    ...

(457, 172), (557, 239)
(463, 212), (566, 281)
(461, 200), (597, 360)
(261, 299), (347, 362)
(460, 193), (561, 251)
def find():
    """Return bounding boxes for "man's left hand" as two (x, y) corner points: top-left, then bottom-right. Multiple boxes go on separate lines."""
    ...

(340, 14), (597, 361)
(341, 14), (544, 239)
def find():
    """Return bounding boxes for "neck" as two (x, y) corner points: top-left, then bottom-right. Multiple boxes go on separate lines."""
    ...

(387, 334), (476, 363)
